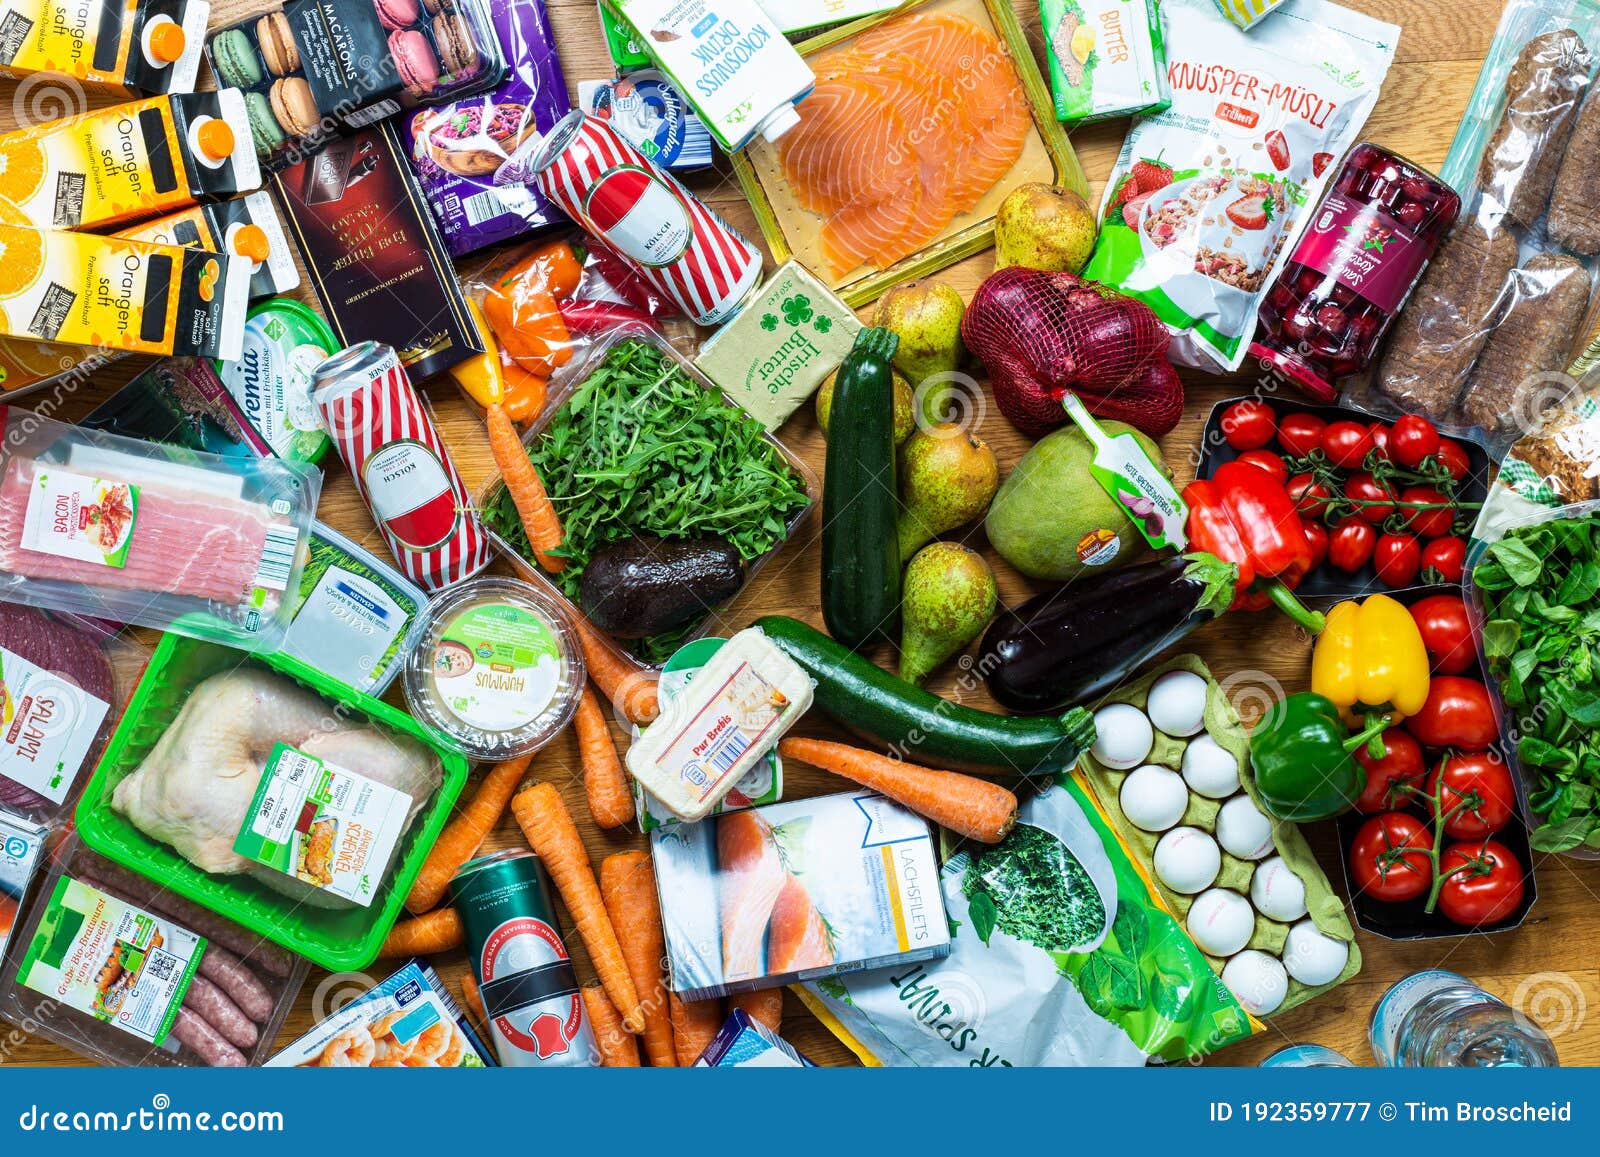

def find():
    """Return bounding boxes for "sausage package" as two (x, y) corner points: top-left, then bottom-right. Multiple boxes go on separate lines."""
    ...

(0, 406), (320, 652)
(1349, 0), (1600, 454)
(0, 836), (308, 1068)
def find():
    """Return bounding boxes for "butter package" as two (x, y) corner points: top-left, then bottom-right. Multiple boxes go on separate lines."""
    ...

(114, 191), (299, 301)
(0, 0), (210, 95)
(654, 790), (951, 1000)
(694, 1009), (816, 1067)
(578, 72), (713, 172)
(0, 811), (47, 963)
(625, 626), (811, 822)
(696, 260), (861, 431)
(1042, 0), (1170, 126)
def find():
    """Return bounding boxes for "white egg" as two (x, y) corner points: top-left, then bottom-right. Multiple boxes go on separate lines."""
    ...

(1092, 703), (1154, 769)
(1222, 950), (1289, 1016)
(1250, 856), (1308, 922)
(1147, 670), (1209, 737)
(1217, 794), (1276, 860)
(1181, 733), (1240, 799)
(1119, 765), (1189, 832)
(1186, 887), (1255, 957)
(1154, 826), (1221, 894)
(1283, 920), (1351, 986)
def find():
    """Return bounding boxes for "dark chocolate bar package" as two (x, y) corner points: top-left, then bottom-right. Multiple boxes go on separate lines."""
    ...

(272, 121), (484, 381)
(402, 0), (572, 256)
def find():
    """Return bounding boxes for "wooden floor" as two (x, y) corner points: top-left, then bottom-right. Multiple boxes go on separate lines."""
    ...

(9, 0), (1600, 1068)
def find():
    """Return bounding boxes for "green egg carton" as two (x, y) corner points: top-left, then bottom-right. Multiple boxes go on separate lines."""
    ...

(74, 633), (469, 972)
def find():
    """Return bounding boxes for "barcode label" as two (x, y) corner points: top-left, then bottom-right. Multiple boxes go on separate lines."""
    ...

(704, 729), (752, 779)
(463, 185), (536, 227)
(253, 523), (298, 593)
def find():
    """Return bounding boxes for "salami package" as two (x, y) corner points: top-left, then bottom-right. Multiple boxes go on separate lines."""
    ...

(1348, 0), (1600, 456)
(1082, 0), (1396, 372)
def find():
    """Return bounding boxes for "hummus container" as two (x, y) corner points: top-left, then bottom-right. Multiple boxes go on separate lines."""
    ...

(404, 577), (585, 761)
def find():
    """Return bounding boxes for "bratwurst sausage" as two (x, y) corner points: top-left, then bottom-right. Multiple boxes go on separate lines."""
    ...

(182, 974), (259, 1050)
(1477, 28), (1591, 226)
(170, 1007), (247, 1067)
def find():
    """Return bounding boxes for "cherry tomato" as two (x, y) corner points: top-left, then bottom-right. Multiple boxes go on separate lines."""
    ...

(1399, 485), (1455, 538)
(1373, 533), (1421, 587)
(1406, 676), (1498, 748)
(1368, 422), (1392, 461)
(1348, 812), (1434, 902)
(1355, 730), (1426, 813)
(1428, 752), (1516, 840)
(1434, 439), (1471, 482)
(1409, 593), (1476, 675)
(1321, 421), (1375, 468)
(1303, 521), (1328, 571)
(1221, 399), (1276, 450)
(1421, 536), (1467, 584)
(1346, 472), (1396, 524)
(1327, 518), (1376, 572)
(1287, 473), (1330, 519)
(1277, 413), (1326, 457)
(1389, 414), (1441, 469)
(1235, 448), (1288, 484)
(1436, 839), (1524, 926)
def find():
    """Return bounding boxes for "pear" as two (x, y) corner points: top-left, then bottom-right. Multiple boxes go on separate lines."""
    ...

(871, 280), (965, 426)
(994, 183), (1097, 273)
(816, 365), (915, 445)
(899, 543), (998, 685)
(897, 424), (999, 560)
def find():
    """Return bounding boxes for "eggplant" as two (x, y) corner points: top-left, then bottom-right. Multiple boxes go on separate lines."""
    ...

(978, 555), (1235, 713)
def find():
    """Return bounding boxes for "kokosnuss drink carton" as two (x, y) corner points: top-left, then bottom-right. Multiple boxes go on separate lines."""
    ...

(0, 0), (211, 95)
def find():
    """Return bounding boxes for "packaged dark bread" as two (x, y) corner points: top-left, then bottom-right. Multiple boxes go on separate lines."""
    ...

(1476, 27), (1591, 227)
(1547, 87), (1600, 254)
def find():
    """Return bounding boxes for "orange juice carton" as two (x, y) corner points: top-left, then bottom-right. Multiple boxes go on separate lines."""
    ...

(0, 0), (210, 94)
(113, 190), (298, 299)
(0, 90), (260, 232)
(0, 224), (250, 360)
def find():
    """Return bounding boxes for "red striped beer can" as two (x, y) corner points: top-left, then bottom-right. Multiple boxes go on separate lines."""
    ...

(528, 110), (762, 325)
(312, 341), (492, 591)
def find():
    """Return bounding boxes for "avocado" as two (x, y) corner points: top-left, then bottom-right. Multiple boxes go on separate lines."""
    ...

(580, 536), (745, 639)
(985, 420), (1170, 581)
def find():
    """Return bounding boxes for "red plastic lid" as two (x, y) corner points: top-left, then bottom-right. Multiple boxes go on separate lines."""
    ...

(1247, 342), (1339, 403)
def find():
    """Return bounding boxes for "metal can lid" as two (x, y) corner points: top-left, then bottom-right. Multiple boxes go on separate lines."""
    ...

(452, 847), (543, 882)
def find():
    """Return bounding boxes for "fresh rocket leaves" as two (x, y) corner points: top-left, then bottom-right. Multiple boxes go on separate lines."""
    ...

(1474, 514), (1600, 851)
(482, 339), (811, 662)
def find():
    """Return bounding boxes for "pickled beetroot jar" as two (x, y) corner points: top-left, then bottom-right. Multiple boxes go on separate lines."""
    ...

(1251, 143), (1460, 400)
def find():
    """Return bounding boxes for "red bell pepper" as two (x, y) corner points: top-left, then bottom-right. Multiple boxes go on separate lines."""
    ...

(1183, 461), (1325, 631)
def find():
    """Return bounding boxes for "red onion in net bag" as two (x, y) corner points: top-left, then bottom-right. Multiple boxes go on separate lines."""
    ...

(961, 267), (1183, 438)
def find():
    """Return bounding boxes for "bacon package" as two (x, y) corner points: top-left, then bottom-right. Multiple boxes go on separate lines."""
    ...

(0, 407), (320, 652)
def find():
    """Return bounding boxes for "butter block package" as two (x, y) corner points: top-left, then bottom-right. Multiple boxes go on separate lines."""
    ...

(696, 260), (861, 431)
(652, 790), (952, 1000)
(1042, 0), (1170, 126)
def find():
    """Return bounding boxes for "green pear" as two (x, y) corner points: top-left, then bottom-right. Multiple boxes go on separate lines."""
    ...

(816, 365), (915, 445)
(994, 183), (1097, 273)
(897, 424), (999, 559)
(899, 543), (998, 685)
(871, 280), (965, 426)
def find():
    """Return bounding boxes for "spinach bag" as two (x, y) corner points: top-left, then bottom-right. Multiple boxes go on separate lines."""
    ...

(798, 772), (1250, 1066)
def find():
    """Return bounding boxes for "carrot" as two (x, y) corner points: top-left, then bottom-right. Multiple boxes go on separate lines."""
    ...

(406, 754), (534, 914)
(669, 992), (724, 1066)
(460, 973), (488, 1028)
(486, 401), (565, 573)
(777, 737), (1018, 844)
(728, 988), (784, 1035)
(511, 783), (644, 1032)
(571, 611), (659, 725)
(578, 685), (633, 829)
(582, 983), (642, 1067)
(379, 908), (463, 958)
(600, 851), (675, 1067)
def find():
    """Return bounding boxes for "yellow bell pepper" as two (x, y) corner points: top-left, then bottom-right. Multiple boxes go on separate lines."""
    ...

(1310, 594), (1431, 724)
(450, 297), (505, 408)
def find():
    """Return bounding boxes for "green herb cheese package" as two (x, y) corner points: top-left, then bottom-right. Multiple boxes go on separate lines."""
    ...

(1042, 0), (1170, 126)
(800, 771), (1253, 1065)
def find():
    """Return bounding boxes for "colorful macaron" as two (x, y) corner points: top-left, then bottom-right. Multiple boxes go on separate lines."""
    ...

(269, 76), (320, 138)
(431, 12), (480, 80)
(256, 11), (300, 76)
(244, 90), (286, 155)
(374, 0), (422, 31)
(388, 29), (440, 96)
(210, 27), (264, 88)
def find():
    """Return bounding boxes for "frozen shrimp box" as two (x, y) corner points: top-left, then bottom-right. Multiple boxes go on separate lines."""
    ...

(652, 791), (951, 1001)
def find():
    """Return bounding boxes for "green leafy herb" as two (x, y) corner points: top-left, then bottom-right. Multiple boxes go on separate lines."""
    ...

(482, 339), (811, 662)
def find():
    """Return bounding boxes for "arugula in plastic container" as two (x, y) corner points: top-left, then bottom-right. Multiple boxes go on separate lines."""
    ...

(1474, 513), (1600, 853)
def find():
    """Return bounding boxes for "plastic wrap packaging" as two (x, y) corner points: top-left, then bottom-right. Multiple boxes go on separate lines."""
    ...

(0, 406), (319, 652)
(1351, 0), (1600, 454)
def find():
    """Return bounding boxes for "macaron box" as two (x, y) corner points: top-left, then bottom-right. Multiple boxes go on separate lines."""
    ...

(207, 0), (505, 167)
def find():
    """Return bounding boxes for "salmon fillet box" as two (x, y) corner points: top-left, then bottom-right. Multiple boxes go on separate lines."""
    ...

(651, 791), (951, 1001)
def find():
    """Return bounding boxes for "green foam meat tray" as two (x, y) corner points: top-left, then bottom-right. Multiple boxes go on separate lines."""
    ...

(75, 632), (469, 972)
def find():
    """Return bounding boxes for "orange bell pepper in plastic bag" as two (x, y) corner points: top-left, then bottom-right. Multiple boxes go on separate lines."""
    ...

(483, 240), (582, 377)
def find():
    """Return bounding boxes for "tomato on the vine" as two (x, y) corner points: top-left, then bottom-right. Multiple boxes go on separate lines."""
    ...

(1348, 812), (1434, 902)
(1389, 414), (1441, 469)
(1346, 472), (1396, 524)
(1406, 676), (1498, 748)
(1303, 521), (1328, 571)
(1428, 752), (1516, 840)
(1421, 536), (1467, 584)
(1436, 839), (1524, 926)
(1399, 485), (1455, 538)
(1277, 413), (1326, 457)
(1221, 399), (1276, 450)
(1327, 518), (1377, 572)
(1288, 473), (1330, 519)
(1409, 594), (1476, 675)
(1434, 439), (1471, 482)
(1368, 422), (1392, 461)
(1235, 448), (1288, 484)
(1322, 421), (1374, 468)
(1374, 533), (1421, 587)
(1355, 730), (1425, 813)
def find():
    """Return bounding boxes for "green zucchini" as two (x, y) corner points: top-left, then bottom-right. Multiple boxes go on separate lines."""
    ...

(820, 326), (902, 650)
(757, 615), (1096, 777)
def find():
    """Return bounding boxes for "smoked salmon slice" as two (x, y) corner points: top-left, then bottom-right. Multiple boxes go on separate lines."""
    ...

(717, 810), (789, 982)
(766, 875), (835, 973)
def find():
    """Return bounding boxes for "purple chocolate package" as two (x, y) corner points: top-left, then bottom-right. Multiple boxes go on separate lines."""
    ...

(402, 0), (571, 256)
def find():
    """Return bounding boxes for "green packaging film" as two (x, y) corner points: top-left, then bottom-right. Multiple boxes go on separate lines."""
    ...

(1042, 0), (1170, 125)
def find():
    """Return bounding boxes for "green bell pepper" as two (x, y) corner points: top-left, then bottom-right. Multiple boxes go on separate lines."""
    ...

(1250, 692), (1391, 822)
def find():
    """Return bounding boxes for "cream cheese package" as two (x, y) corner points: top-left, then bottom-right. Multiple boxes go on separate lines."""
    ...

(625, 626), (811, 822)
(1042, 0), (1170, 126)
